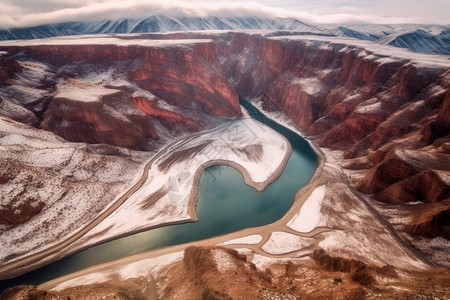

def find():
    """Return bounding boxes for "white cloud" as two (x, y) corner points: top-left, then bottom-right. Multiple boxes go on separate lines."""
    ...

(0, 0), (448, 29)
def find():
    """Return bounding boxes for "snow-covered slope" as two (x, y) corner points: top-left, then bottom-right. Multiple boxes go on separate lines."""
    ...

(1, 15), (448, 54)
(322, 24), (450, 54)
(377, 28), (450, 55)
(0, 16), (320, 40)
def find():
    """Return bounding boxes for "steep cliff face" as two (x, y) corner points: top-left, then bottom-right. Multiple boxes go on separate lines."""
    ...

(5, 39), (240, 119)
(0, 33), (448, 240)
(131, 96), (200, 133)
(0, 54), (21, 82)
(41, 79), (157, 150)
(221, 33), (450, 239)
(0, 37), (240, 149)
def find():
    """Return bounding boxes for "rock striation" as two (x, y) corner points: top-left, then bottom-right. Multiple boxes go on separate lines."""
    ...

(0, 37), (241, 150)
(41, 79), (158, 150)
(219, 33), (450, 239)
(0, 54), (21, 82)
(0, 32), (448, 240)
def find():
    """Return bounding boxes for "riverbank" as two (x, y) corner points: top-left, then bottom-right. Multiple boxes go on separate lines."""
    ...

(35, 100), (436, 293)
(0, 112), (292, 283)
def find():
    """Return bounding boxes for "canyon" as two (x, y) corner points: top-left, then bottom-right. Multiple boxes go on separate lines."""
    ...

(216, 32), (450, 240)
(0, 31), (449, 297)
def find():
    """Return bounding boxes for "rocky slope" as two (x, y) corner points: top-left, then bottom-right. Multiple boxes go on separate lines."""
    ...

(41, 78), (158, 150)
(0, 36), (241, 150)
(0, 31), (449, 284)
(2, 246), (449, 299)
(216, 32), (450, 240)
(0, 55), (21, 82)
(0, 115), (152, 272)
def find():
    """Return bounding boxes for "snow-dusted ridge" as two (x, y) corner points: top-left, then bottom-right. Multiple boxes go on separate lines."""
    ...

(0, 15), (448, 55)
(0, 35), (214, 47)
(0, 111), (292, 280)
(269, 35), (450, 68)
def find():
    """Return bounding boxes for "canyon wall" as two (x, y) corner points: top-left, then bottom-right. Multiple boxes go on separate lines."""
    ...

(10, 40), (241, 119)
(0, 38), (241, 150)
(0, 33), (449, 239)
(219, 33), (450, 238)
(0, 55), (21, 82)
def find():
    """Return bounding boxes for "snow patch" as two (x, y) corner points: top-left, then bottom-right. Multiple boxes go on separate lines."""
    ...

(213, 249), (236, 272)
(262, 231), (315, 255)
(52, 251), (183, 291)
(223, 234), (263, 245)
(290, 77), (324, 96)
(0, 36), (213, 48)
(287, 185), (326, 233)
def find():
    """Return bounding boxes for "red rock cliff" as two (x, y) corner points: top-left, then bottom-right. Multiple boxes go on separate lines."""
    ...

(1, 33), (448, 238)
(3, 39), (240, 119)
(220, 33), (450, 238)
(41, 79), (158, 150)
(0, 54), (21, 82)
(0, 37), (241, 149)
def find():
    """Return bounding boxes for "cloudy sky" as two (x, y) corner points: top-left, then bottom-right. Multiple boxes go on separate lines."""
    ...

(1, 0), (449, 29)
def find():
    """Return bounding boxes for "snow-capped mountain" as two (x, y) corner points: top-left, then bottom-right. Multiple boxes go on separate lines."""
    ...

(377, 28), (450, 55)
(0, 16), (320, 39)
(0, 15), (449, 54)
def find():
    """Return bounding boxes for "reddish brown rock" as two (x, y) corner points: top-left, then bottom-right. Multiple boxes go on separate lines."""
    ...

(422, 119), (450, 145)
(377, 170), (450, 204)
(131, 96), (200, 132)
(3, 40), (241, 120)
(356, 148), (449, 195)
(0, 96), (39, 126)
(439, 89), (450, 123)
(406, 199), (450, 238)
(395, 65), (439, 101)
(356, 149), (418, 194)
(0, 197), (45, 225)
(219, 33), (450, 238)
(127, 45), (240, 119)
(42, 79), (157, 150)
(317, 110), (386, 150)
(0, 54), (21, 82)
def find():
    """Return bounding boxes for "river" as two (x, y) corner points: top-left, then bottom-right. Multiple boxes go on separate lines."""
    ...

(0, 99), (317, 290)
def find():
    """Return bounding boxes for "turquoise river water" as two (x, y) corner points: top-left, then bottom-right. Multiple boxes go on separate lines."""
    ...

(0, 99), (317, 290)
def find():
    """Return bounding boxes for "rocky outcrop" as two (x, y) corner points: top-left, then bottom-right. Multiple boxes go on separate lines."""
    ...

(312, 249), (377, 286)
(131, 96), (200, 133)
(42, 79), (157, 150)
(220, 33), (450, 238)
(3, 39), (240, 119)
(0, 33), (448, 239)
(0, 54), (21, 82)
(406, 199), (450, 238)
(0, 96), (39, 126)
(3, 246), (450, 300)
(439, 89), (450, 123)
(0, 198), (45, 226)
(0, 37), (241, 149)
(377, 170), (450, 204)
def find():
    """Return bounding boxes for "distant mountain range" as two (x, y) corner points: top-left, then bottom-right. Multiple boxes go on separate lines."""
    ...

(1, 15), (449, 55)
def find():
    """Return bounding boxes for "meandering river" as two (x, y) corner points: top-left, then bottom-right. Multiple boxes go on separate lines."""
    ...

(0, 99), (317, 290)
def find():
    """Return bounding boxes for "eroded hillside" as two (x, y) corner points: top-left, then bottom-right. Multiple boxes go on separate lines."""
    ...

(215, 32), (450, 244)
(0, 32), (449, 292)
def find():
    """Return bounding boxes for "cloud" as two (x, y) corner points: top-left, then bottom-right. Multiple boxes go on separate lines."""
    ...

(0, 0), (448, 29)
(0, 1), (273, 28)
(1, 0), (85, 13)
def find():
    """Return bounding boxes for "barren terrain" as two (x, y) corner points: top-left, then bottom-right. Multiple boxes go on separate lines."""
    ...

(0, 31), (449, 298)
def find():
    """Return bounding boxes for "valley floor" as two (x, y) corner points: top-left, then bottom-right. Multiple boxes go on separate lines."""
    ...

(1, 101), (449, 299)
(5, 101), (444, 299)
